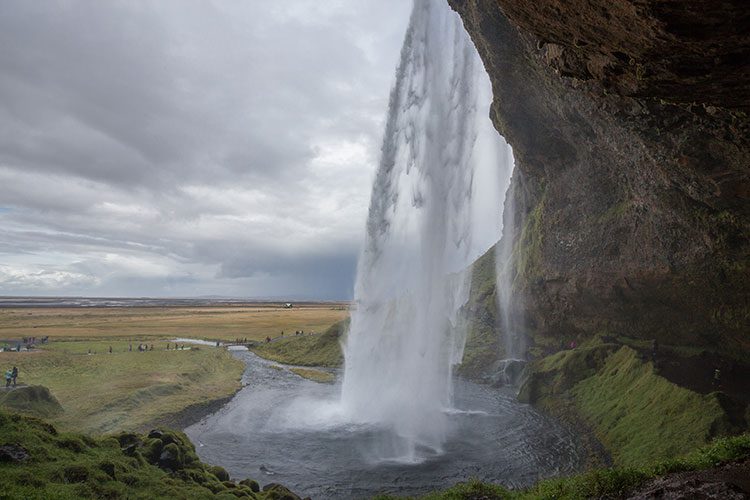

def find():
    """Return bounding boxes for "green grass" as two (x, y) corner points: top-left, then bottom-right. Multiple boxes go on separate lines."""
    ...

(375, 433), (750, 499)
(519, 344), (735, 467)
(0, 386), (63, 419)
(0, 410), (286, 499)
(0, 305), (347, 435)
(250, 319), (348, 368)
(0, 346), (244, 435)
(288, 367), (335, 383)
(572, 346), (727, 466)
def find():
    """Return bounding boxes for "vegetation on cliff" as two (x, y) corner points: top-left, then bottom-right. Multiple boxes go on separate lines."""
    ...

(519, 344), (741, 466)
(457, 246), (503, 380)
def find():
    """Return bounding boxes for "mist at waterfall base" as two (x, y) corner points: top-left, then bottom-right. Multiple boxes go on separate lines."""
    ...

(339, 0), (513, 462)
(186, 1), (584, 497)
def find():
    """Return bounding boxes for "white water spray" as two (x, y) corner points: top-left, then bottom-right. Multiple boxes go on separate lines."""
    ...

(339, 0), (515, 462)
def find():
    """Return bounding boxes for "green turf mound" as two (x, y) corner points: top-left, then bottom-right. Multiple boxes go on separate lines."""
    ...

(0, 386), (64, 419)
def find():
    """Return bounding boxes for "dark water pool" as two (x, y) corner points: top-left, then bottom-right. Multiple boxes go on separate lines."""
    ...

(186, 351), (584, 499)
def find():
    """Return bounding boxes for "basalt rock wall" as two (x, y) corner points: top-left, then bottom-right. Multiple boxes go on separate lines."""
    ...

(450, 0), (750, 357)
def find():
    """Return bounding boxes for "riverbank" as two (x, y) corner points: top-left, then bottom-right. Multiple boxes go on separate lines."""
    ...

(0, 345), (245, 435)
(249, 318), (348, 368)
(0, 304), (347, 435)
(186, 349), (585, 499)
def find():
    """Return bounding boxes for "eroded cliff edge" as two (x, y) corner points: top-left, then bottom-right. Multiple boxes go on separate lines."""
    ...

(451, 0), (749, 355)
(450, 0), (750, 464)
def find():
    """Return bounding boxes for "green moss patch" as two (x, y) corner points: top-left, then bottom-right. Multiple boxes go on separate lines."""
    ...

(457, 245), (503, 379)
(519, 344), (740, 467)
(572, 346), (728, 465)
(0, 410), (292, 499)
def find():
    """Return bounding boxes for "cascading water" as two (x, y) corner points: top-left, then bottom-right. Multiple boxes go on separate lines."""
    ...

(493, 172), (526, 387)
(340, 0), (515, 462)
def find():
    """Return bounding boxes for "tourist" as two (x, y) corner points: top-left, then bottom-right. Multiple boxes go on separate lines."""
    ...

(713, 368), (722, 390)
(11, 366), (18, 387)
(109, 345), (113, 354)
(129, 344), (133, 352)
(4, 368), (11, 388)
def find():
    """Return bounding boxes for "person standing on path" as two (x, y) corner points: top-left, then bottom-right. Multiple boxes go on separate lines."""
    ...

(11, 366), (18, 387)
(4, 369), (11, 388)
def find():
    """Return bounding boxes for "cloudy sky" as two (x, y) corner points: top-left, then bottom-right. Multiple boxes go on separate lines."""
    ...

(0, 0), (413, 299)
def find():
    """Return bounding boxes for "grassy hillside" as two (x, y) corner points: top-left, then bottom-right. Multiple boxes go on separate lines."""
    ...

(0, 346), (244, 435)
(250, 319), (348, 368)
(519, 344), (744, 467)
(0, 410), (299, 499)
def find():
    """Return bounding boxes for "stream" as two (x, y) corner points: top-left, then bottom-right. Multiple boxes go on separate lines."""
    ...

(185, 351), (584, 499)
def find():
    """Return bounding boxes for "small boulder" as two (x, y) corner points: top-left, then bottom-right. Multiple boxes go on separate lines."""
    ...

(240, 478), (261, 493)
(98, 460), (117, 479)
(0, 444), (29, 463)
(158, 442), (182, 470)
(262, 483), (302, 500)
(147, 429), (164, 440)
(209, 465), (231, 482)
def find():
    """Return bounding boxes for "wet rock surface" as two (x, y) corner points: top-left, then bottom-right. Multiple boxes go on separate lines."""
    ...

(449, 0), (750, 360)
(0, 444), (29, 463)
(626, 459), (750, 499)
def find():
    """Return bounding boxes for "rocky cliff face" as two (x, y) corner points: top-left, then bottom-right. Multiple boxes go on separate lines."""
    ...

(451, 0), (750, 358)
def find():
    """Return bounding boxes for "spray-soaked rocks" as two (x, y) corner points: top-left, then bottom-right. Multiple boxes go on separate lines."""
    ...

(488, 358), (527, 388)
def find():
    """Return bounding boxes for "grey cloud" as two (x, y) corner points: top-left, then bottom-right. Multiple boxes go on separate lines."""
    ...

(0, 0), (412, 298)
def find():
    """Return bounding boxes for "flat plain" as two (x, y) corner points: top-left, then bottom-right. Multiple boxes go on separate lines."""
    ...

(0, 303), (348, 434)
(0, 302), (348, 342)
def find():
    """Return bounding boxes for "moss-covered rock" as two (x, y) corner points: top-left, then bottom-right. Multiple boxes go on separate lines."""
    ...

(0, 410), (299, 499)
(240, 478), (261, 493)
(209, 465), (231, 482)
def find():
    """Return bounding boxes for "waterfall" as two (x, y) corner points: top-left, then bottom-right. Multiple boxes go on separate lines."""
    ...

(340, 0), (515, 462)
(491, 175), (526, 387)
